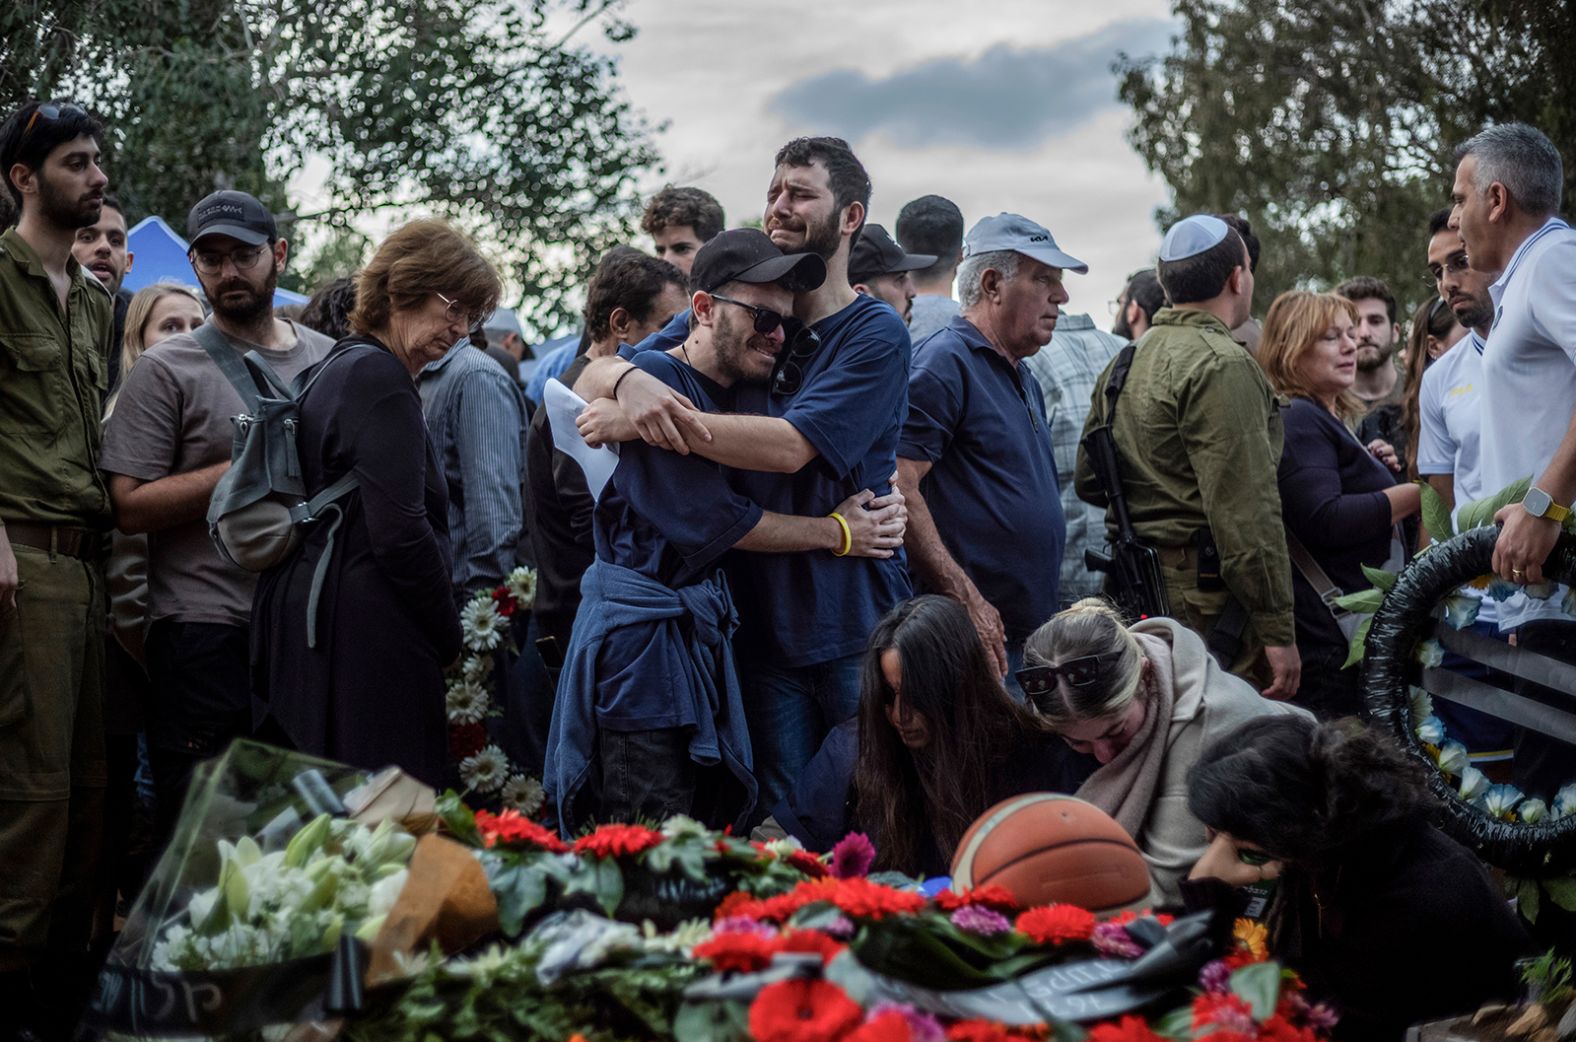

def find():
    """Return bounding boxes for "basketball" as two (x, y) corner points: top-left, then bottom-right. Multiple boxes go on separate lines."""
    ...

(950, 793), (1151, 913)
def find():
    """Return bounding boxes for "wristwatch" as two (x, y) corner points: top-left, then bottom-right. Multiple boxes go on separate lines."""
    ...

(1522, 486), (1573, 523)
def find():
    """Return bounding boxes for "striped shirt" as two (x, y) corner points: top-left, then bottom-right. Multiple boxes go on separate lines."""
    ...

(418, 340), (530, 599)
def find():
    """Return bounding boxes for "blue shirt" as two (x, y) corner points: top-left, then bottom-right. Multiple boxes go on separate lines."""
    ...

(900, 315), (1065, 641)
(633, 297), (914, 667)
(591, 349), (763, 725)
(524, 334), (580, 405)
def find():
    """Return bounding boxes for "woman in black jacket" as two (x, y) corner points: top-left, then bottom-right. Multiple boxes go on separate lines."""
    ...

(1258, 291), (1421, 718)
(1187, 715), (1530, 1042)
(251, 219), (500, 785)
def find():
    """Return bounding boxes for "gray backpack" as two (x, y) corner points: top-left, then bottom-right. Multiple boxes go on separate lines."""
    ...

(199, 325), (364, 646)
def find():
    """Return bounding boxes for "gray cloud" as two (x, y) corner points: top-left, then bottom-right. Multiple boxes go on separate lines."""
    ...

(769, 18), (1173, 150)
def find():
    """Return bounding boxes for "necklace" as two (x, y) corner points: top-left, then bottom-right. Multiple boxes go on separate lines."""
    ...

(680, 341), (694, 367)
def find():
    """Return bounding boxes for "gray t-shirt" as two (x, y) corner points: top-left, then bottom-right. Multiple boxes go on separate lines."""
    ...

(99, 321), (334, 627)
(907, 294), (960, 345)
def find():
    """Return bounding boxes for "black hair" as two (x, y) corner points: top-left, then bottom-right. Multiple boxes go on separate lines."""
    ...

(583, 246), (686, 344)
(774, 136), (871, 249)
(0, 100), (104, 212)
(1157, 228), (1248, 305)
(896, 194), (964, 279)
(1427, 206), (1453, 238)
(1124, 268), (1167, 321)
(300, 277), (358, 341)
(100, 193), (124, 217)
(641, 185), (725, 243)
(1187, 715), (1429, 868)
(1335, 274), (1398, 324)
(1214, 213), (1260, 273)
(853, 595), (1044, 870)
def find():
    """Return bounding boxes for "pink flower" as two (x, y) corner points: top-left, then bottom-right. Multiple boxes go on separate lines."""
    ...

(950, 905), (1012, 936)
(830, 832), (877, 879)
(1198, 959), (1232, 995)
(871, 1003), (946, 1042)
(714, 915), (778, 938)
(1091, 921), (1144, 959)
(820, 913), (856, 938)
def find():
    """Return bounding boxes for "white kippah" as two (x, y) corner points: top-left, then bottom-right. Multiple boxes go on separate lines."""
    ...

(1159, 214), (1230, 262)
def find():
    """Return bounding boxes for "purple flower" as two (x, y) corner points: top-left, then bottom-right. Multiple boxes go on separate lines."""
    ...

(1283, 990), (1341, 1030)
(820, 914), (856, 939)
(713, 916), (777, 938)
(1198, 958), (1232, 995)
(871, 1002), (946, 1042)
(1091, 921), (1144, 959)
(950, 905), (1012, 935)
(829, 832), (876, 879)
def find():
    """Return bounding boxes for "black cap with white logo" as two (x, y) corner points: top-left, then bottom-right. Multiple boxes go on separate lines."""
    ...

(689, 228), (827, 295)
(187, 190), (278, 247)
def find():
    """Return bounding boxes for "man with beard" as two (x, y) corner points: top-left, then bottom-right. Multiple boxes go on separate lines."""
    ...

(1337, 275), (1408, 471)
(99, 190), (332, 838)
(0, 98), (114, 1038)
(71, 194), (134, 389)
(847, 223), (933, 327)
(1112, 267), (1165, 341)
(572, 137), (914, 822)
(546, 229), (904, 832)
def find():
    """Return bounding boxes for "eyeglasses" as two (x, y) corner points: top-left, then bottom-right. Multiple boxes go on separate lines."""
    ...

(21, 103), (87, 142)
(709, 293), (786, 336)
(1423, 253), (1471, 284)
(771, 324), (823, 396)
(435, 292), (483, 327)
(190, 245), (269, 276)
(1014, 653), (1118, 699)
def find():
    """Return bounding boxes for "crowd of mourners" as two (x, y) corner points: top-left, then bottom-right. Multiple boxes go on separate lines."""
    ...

(1, 95), (1574, 1040)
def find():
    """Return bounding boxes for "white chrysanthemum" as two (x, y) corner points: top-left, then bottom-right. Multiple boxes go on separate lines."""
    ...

(1415, 639), (1445, 668)
(460, 744), (510, 794)
(763, 837), (803, 859)
(1554, 782), (1576, 819)
(506, 566), (538, 608)
(660, 815), (709, 840)
(1435, 740), (1469, 778)
(1459, 765), (1489, 803)
(1408, 686), (1434, 723)
(1483, 783), (1524, 821)
(462, 653), (494, 683)
(460, 598), (506, 652)
(1413, 715), (1445, 746)
(500, 773), (544, 816)
(445, 679), (490, 725)
(1520, 799), (1548, 825)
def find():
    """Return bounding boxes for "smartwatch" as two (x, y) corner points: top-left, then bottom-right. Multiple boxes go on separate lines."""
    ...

(1522, 486), (1572, 524)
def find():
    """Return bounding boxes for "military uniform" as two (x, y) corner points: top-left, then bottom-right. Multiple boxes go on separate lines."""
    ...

(1075, 307), (1294, 679)
(0, 226), (112, 969)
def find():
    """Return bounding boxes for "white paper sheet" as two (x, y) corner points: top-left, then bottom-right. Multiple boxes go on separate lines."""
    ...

(544, 377), (619, 503)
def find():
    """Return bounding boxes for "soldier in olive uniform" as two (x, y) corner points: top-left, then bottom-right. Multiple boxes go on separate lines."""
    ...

(0, 100), (114, 1034)
(1075, 215), (1300, 700)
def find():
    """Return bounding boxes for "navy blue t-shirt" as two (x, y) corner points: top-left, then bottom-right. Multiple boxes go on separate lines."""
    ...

(900, 315), (1065, 641)
(632, 297), (914, 667)
(590, 349), (763, 726)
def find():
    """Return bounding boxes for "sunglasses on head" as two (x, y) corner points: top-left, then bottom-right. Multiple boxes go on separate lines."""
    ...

(21, 103), (87, 142)
(1014, 653), (1117, 699)
(709, 293), (785, 336)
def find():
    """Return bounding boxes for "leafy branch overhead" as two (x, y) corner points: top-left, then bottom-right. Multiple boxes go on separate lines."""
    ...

(0, 0), (661, 336)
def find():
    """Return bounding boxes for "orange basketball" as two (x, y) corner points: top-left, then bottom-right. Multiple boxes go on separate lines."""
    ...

(950, 793), (1150, 913)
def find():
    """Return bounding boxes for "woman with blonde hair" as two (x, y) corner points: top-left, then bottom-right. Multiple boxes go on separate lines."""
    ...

(1018, 599), (1307, 907)
(1259, 291), (1421, 717)
(251, 219), (501, 784)
(104, 283), (205, 418)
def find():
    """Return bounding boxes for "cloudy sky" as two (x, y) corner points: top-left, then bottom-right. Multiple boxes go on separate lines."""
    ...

(597, 0), (1178, 325)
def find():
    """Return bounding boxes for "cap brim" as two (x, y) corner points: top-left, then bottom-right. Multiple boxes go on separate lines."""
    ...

(733, 251), (827, 293)
(189, 223), (270, 247)
(1017, 246), (1088, 275)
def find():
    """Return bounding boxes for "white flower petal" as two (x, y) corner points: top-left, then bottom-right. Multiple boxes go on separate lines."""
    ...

(1414, 715), (1445, 746)
(1436, 741), (1469, 778)
(500, 774), (545, 815)
(460, 745), (510, 794)
(1416, 639), (1445, 668)
(1459, 765), (1489, 802)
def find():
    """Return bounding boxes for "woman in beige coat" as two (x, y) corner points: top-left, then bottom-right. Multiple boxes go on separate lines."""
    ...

(1018, 600), (1310, 907)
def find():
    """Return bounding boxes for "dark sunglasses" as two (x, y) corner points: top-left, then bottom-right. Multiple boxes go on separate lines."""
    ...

(709, 293), (785, 336)
(772, 324), (822, 396)
(1015, 653), (1118, 699)
(21, 103), (87, 142)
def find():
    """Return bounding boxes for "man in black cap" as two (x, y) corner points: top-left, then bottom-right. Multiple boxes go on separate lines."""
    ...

(847, 223), (934, 327)
(99, 190), (333, 834)
(545, 228), (905, 834)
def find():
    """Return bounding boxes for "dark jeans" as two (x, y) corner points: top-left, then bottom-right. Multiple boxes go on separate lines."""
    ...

(144, 619), (252, 841)
(591, 727), (696, 824)
(740, 653), (863, 826)
(502, 613), (556, 780)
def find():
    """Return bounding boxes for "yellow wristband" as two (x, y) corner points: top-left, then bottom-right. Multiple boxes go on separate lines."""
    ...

(828, 512), (852, 557)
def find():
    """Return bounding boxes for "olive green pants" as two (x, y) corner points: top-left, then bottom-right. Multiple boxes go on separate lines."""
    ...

(1159, 557), (1272, 689)
(0, 543), (107, 970)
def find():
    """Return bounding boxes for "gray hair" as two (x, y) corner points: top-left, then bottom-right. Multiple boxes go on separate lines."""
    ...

(957, 249), (1020, 310)
(1456, 122), (1564, 217)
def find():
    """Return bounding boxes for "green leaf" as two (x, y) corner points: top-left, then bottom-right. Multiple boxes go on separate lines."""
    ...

(1230, 960), (1283, 1020)
(1333, 588), (1384, 614)
(1458, 477), (1533, 532)
(1360, 563), (1398, 592)
(1521, 876), (1542, 924)
(1419, 480), (1455, 545)
(436, 790), (480, 847)
(1152, 1004), (1196, 1040)
(488, 861), (549, 937)
(1342, 613), (1374, 669)
(672, 1001), (750, 1042)
(1542, 874), (1576, 912)
(596, 857), (625, 917)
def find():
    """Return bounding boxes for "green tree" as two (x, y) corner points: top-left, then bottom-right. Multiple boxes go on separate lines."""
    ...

(1, 0), (661, 336)
(1116, 0), (1576, 315)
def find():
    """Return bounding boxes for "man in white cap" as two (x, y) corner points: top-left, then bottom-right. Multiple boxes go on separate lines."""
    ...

(898, 213), (1083, 681)
(1075, 214), (1300, 700)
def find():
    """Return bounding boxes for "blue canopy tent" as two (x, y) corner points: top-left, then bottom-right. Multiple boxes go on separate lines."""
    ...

(124, 216), (310, 308)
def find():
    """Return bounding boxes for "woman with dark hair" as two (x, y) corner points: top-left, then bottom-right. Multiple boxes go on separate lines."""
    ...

(252, 219), (501, 785)
(1187, 715), (1529, 1041)
(766, 596), (1093, 874)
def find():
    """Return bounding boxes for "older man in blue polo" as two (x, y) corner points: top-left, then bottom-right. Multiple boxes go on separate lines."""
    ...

(897, 213), (1086, 684)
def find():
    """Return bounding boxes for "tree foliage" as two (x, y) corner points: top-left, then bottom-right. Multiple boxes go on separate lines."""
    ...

(1, 0), (661, 335)
(1116, 0), (1576, 313)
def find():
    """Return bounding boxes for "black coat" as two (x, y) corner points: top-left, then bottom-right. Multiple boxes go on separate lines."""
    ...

(251, 336), (462, 786)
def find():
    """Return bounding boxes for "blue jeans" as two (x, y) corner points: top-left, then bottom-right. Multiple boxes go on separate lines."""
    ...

(1003, 641), (1026, 699)
(740, 653), (864, 826)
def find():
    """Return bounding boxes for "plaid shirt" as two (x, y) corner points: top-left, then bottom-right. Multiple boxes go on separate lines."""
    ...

(1022, 313), (1127, 607)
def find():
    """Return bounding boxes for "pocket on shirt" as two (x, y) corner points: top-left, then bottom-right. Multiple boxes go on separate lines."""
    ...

(0, 333), (67, 434)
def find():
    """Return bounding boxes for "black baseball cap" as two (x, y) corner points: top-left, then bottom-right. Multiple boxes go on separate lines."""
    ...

(848, 224), (936, 283)
(187, 190), (278, 247)
(689, 228), (826, 295)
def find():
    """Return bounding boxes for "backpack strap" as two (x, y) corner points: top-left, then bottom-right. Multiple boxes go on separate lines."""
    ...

(193, 322), (266, 411)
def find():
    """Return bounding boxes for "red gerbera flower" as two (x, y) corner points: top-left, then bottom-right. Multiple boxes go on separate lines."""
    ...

(945, 1021), (1042, 1042)
(713, 890), (758, 921)
(448, 721), (488, 760)
(935, 885), (1020, 912)
(1259, 1015), (1321, 1042)
(824, 877), (926, 920)
(1085, 1015), (1165, 1042)
(1015, 904), (1097, 946)
(693, 932), (779, 973)
(472, 808), (567, 853)
(748, 978), (863, 1042)
(787, 848), (830, 878)
(1191, 992), (1257, 1035)
(490, 587), (517, 617)
(572, 823), (664, 859)
(777, 929), (845, 963)
(846, 1010), (914, 1042)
